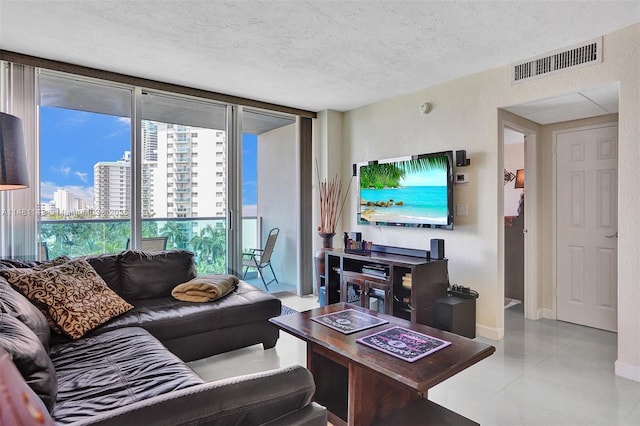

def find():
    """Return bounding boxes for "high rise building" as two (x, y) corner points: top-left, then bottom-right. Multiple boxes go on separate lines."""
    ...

(93, 123), (226, 220)
(142, 121), (158, 217)
(94, 151), (131, 218)
(142, 121), (158, 161)
(51, 188), (88, 216)
(147, 122), (226, 219)
(53, 189), (74, 214)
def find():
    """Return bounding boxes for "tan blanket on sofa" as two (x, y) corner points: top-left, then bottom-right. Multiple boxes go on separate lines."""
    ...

(171, 274), (239, 302)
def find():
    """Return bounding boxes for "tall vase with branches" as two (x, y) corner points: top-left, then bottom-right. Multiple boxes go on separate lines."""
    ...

(314, 162), (352, 306)
(316, 161), (351, 248)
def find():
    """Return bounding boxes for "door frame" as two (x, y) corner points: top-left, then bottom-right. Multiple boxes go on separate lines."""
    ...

(551, 121), (618, 321)
(502, 119), (540, 321)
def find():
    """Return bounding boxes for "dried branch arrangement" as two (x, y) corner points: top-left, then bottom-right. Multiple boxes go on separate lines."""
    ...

(316, 160), (351, 235)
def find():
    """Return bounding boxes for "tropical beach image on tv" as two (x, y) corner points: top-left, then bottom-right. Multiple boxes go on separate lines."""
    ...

(357, 151), (454, 229)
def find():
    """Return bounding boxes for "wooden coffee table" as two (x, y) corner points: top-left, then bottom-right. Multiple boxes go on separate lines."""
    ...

(270, 303), (495, 426)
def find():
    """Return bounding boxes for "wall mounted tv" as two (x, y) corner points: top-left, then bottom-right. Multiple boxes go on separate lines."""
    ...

(356, 150), (454, 230)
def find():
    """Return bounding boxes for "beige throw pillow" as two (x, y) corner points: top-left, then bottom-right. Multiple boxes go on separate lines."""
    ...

(1, 259), (133, 339)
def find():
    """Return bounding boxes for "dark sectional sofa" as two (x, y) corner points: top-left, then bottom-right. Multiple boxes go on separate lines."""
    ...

(0, 249), (326, 425)
(84, 250), (281, 361)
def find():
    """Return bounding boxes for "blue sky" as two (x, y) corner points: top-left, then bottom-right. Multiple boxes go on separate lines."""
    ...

(40, 106), (258, 206)
(401, 167), (446, 187)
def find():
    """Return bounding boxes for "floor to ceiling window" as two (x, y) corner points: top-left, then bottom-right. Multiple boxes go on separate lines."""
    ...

(31, 69), (302, 282)
(38, 71), (133, 257)
(37, 74), (232, 273)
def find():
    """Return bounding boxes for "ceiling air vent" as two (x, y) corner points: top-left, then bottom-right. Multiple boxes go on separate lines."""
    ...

(512, 37), (602, 84)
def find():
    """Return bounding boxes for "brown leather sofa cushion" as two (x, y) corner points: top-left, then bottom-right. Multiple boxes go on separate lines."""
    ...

(0, 280), (51, 349)
(0, 314), (57, 412)
(50, 327), (203, 424)
(118, 250), (197, 301)
(96, 281), (280, 343)
(85, 253), (120, 293)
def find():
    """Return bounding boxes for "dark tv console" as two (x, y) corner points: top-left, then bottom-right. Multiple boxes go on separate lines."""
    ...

(322, 244), (449, 326)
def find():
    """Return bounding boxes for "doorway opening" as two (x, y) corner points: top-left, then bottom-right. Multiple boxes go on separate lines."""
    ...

(500, 82), (619, 334)
(503, 128), (525, 313)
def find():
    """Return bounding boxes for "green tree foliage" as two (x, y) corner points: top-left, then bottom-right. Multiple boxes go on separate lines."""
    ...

(142, 221), (159, 237)
(160, 221), (190, 249)
(360, 163), (405, 188)
(190, 225), (226, 274)
(41, 219), (227, 275)
(360, 156), (448, 189)
(41, 220), (129, 257)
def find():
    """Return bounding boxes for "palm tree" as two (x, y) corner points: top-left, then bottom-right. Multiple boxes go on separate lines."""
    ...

(40, 222), (73, 257)
(360, 155), (448, 189)
(395, 155), (448, 175)
(190, 225), (226, 273)
(360, 163), (405, 188)
(142, 221), (159, 238)
(160, 221), (189, 249)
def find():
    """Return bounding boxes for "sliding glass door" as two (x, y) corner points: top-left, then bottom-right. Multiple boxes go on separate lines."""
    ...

(139, 91), (228, 273)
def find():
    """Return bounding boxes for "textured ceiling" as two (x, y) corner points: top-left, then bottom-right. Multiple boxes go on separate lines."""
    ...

(0, 1), (638, 113)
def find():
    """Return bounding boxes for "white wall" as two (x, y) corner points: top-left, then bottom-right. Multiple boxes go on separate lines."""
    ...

(258, 123), (298, 286)
(314, 110), (346, 244)
(323, 23), (639, 381)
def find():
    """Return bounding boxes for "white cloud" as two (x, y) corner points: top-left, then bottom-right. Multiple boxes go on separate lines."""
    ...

(52, 165), (72, 176)
(242, 204), (257, 217)
(40, 181), (94, 204)
(74, 172), (88, 183)
(104, 116), (131, 139)
(57, 110), (90, 128)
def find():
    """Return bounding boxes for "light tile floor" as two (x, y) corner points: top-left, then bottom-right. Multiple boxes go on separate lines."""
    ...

(189, 295), (640, 426)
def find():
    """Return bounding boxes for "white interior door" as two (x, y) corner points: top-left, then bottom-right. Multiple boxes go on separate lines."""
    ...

(556, 124), (618, 332)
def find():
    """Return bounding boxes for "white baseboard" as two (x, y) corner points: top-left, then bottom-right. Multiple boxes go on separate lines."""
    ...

(523, 307), (545, 320)
(615, 360), (640, 382)
(476, 324), (503, 340)
(542, 308), (554, 320)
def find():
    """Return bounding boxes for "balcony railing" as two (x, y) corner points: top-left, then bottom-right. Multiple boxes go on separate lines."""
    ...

(39, 216), (258, 275)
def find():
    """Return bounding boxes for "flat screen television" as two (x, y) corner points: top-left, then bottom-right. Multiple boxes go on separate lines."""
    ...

(356, 150), (454, 230)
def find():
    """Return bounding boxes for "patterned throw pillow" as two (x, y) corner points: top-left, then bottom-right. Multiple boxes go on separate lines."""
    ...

(34, 256), (71, 269)
(0, 256), (71, 334)
(0, 259), (133, 340)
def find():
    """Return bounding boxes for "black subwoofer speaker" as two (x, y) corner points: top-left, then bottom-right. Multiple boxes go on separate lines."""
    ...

(434, 296), (476, 339)
(430, 239), (445, 260)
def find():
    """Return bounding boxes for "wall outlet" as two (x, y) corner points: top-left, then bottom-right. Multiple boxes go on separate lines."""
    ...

(455, 173), (469, 184)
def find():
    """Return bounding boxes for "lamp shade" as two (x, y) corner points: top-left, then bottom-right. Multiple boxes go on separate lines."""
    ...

(0, 112), (29, 190)
(514, 169), (525, 189)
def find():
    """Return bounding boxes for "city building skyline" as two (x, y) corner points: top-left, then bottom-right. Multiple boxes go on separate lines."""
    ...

(94, 151), (131, 217)
(40, 106), (257, 220)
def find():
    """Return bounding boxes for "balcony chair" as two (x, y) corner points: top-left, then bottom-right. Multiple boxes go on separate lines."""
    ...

(126, 236), (169, 251)
(242, 227), (279, 290)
